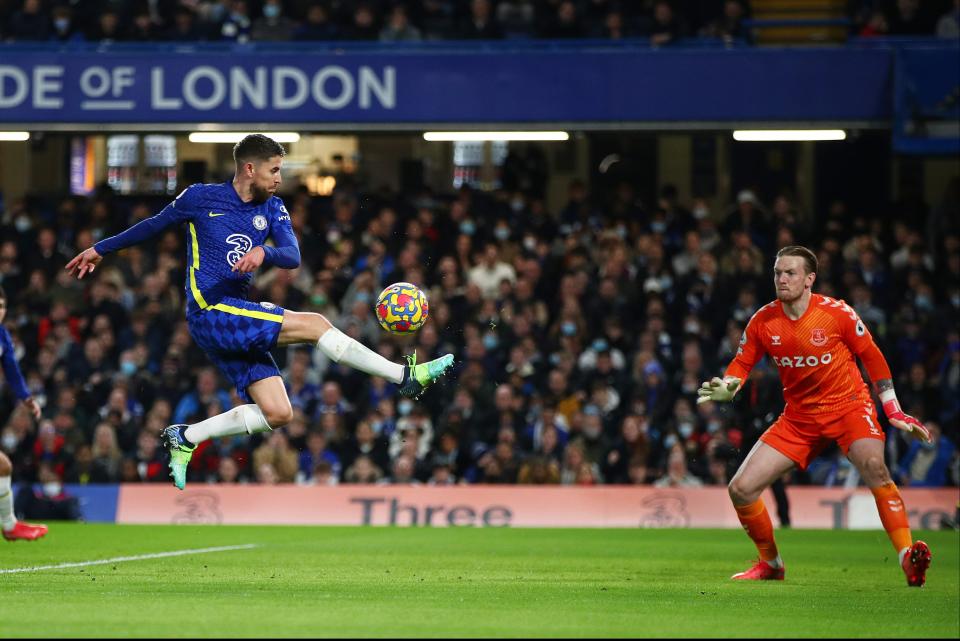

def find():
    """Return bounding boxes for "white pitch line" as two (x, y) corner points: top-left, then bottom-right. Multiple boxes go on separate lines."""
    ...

(0, 544), (259, 575)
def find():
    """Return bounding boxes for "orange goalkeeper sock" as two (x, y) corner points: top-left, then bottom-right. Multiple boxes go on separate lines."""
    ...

(871, 481), (913, 554)
(734, 499), (779, 563)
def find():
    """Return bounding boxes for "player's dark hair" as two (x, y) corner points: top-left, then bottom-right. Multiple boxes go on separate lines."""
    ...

(776, 245), (818, 275)
(233, 134), (286, 166)
(0, 285), (6, 301)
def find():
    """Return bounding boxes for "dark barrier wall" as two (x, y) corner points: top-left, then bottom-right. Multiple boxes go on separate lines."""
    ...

(0, 44), (901, 125)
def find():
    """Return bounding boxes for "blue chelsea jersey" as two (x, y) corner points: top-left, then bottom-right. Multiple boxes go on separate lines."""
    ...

(94, 182), (300, 315)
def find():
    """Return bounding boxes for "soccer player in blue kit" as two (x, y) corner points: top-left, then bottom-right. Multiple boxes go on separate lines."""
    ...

(0, 286), (48, 540)
(67, 134), (454, 490)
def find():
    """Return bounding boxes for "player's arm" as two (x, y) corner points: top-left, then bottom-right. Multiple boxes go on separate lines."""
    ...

(66, 185), (198, 279)
(841, 304), (931, 443)
(697, 315), (764, 405)
(232, 204), (301, 274)
(0, 328), (40, 420)
(860, 344), (931, 443)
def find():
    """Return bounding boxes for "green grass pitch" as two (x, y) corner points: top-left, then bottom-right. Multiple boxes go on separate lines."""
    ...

(0, 524), (957, 638)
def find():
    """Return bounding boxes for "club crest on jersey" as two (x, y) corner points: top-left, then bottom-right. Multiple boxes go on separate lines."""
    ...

(810, 328), (827, 347)
(260, 302), (277, 310)
(771, 335), (781, 346)
(253, 215), (268, 231)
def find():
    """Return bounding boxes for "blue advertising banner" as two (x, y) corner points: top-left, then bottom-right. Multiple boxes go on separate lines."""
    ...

(893, 45), (960, 155)
(0, 46), (894, 125)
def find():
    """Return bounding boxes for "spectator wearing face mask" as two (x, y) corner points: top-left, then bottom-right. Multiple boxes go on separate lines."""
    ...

(251, 0), (295, 41)
(50, 4), (85, 42)
(568, 404), (610, 467)
(15, 462), (80, 522)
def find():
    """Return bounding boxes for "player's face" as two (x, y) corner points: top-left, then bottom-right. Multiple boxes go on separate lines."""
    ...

(773, 255), (815, 303)
(249, 155), (283, 204)
(0, 298), (5, 323)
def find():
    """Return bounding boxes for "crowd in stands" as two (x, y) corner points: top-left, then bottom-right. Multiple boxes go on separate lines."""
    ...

(1, 156), (958, 492)
(0, 0), (957, 45)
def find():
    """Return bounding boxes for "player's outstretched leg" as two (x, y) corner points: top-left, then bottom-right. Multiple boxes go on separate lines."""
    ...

(902, 540), (931, 587)
(398, 353), (455, 400)
(286, 317), (456, 400)
(162, 424), (196, 491)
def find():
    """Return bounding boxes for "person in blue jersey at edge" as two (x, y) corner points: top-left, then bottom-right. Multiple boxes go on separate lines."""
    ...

(67, 134), (454, 490)
(0, 286), (48, 540)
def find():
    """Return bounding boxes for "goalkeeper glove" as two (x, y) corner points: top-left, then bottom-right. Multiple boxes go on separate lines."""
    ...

(696, 376), (742, 405)
(879, 390), (931, 443)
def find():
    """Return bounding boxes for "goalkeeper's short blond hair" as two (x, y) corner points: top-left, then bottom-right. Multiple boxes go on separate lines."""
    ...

(776, 246), (818, 275)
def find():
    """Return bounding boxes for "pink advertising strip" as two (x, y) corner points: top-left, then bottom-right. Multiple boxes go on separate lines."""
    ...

(115, 485), (959, 529)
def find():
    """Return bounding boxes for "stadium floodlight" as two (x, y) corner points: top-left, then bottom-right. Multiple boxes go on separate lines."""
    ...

(188, 132), (301, 143)
(732, 130), (847, 142)
(423, 131), (570, 142)
(0, 132), (30, 141)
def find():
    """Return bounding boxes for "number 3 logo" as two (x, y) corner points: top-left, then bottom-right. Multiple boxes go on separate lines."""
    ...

(225, 234), (252, 267)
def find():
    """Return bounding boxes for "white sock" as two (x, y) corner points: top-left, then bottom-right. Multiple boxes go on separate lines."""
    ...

(184, 404), (272, 444)
(0, 476), (16, 531)
(765, 555), (784, 569)
(899, 547), (909, 565)
(317, 327), (404, 384)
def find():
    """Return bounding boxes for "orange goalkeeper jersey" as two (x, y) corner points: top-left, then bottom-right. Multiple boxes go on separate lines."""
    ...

(724, 294), (875, 418)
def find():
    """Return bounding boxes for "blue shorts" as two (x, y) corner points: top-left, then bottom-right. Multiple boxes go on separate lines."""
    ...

(187, 297), (285, 401)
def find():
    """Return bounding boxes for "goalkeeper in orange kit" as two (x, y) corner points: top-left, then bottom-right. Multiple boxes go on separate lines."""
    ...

(698, 246), (932, 586)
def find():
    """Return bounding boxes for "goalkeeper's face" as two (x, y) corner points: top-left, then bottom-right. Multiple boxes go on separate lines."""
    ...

(249, 155), (284, 204)
(773, 255), (815, 303)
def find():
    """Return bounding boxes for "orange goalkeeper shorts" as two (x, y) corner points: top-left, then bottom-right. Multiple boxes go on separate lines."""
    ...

(759, 401), (884, 470)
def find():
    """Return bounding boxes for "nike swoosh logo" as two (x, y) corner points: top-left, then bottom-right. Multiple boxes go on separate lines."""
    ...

(208, 212), (226, 217)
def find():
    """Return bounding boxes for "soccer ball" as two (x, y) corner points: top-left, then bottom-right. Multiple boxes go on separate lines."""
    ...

(375, 282), (429, 334)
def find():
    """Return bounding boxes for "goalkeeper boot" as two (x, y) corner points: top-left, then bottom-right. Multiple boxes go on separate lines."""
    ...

(902, 540), (931, 587)
(731, 559), (785, 581)
(162, 424), (196, 491)
(398, 353), (454, 400)
(3, 521), (48, 542)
